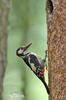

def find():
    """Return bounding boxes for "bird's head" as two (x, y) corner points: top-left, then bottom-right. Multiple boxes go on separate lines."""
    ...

(16, 42), (32, 57)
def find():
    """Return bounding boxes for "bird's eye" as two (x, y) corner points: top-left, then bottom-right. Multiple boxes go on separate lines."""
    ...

(18, 48), (23, 54)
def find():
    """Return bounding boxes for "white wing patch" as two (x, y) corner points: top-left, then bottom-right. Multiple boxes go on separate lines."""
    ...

(30, 52), (42, 64)
(30, 63), (36, 72)
(28, 57), (36, 72)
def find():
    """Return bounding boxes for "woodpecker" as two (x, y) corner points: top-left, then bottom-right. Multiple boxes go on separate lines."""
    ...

(16, 43), (50, 95)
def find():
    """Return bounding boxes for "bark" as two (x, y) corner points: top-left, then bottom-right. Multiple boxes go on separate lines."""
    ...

(0, 0), (10, 100)
(46, 0), (66, 100)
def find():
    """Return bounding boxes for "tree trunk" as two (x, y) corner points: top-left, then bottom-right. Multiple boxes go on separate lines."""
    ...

(46, 0), (66, 100)
(0, 0), (10, 100)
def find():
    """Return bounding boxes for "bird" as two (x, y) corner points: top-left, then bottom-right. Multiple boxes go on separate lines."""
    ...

(16, 43), (50, 95)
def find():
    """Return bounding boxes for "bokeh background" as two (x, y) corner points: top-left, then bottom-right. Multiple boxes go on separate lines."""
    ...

(3, 0), (48, 100)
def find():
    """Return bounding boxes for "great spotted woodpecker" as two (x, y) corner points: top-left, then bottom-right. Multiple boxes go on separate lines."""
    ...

(16, 43), (50, 95)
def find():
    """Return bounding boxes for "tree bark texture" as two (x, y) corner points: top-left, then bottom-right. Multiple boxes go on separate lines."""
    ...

(46, 0), (66, 100)
(0, 0), (10, 100)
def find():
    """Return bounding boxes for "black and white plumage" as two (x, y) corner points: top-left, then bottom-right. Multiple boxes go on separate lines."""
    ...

(16, 43), (50, 95)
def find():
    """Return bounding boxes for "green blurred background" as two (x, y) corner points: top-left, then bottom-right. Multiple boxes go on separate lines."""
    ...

(3, 0), (48, 100)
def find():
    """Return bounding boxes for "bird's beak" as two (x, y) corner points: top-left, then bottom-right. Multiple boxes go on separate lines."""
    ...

(23, 42), (32, 52)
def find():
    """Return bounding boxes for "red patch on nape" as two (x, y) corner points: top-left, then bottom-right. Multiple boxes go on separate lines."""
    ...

(16, 51), (18, 55)
(41, 67), (45, 80)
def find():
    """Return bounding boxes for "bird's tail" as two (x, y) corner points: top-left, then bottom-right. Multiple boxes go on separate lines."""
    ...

(43, 80), (50, 95)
